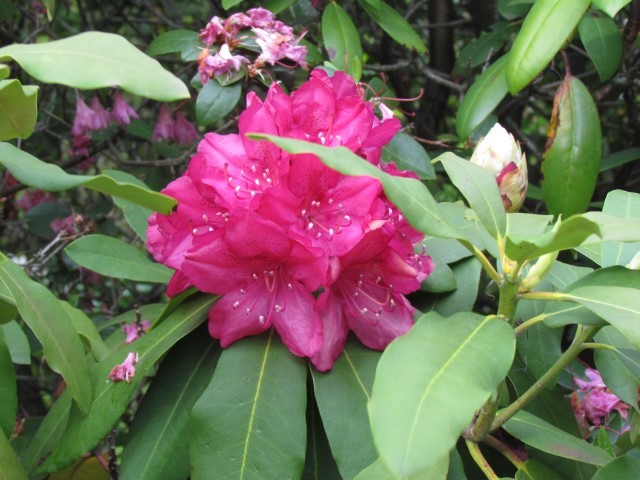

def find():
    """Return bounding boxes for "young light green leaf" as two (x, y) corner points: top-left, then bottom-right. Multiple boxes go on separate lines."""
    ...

(439, 153), (506, 239)
(0, 328), (17, 438)
(61, 302), (110, 362)
(196, 80), (241, 125)
(311, 339), (380, 480)
(592, 0), (633, 17)
(381, 132), (434, 180)
(0, 79), (38, 141)
(506, 0), (591, 93)
(542, 76), (602, 217)
(0, 321), (30, 365)
(0, 428), (28, 480)
(600, 190), (640, 268)
(502, 410), (612, 465)
(356, 0), (426, 53)
(578, 10), (623, 81)
(322, 3), (363, 82)
(0, 32), (189, 101)
(0, 64), (9, 80)
(0, 142), (177, 214)
(456, 54), (509, 140)
(354, 455), (449, 480)
(591, 448), (640, 479)
(190, 330), (307, 480)
(65, 234), (172, 283)
(120, 329), (220, 480)
(369, 312), (515, 476)
(0, 253), (92, 414)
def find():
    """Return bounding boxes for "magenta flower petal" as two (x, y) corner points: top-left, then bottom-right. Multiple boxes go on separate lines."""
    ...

(152, 105), (175, 142)
(112, 91), (139, 126)
(89, 96), (112, 130)
(108, 352), (139, 383)
(174, 112), (199, 145)
(310, 290), (350, 371)
(71, 97), (95, 136)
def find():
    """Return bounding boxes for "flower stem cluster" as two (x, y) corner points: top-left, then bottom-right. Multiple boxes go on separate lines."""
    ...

(147, 69), (433, 370)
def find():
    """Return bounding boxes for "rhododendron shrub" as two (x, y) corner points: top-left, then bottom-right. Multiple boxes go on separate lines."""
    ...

(147, 69), (432, 370)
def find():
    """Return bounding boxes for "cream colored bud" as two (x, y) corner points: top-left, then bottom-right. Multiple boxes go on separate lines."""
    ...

(520, 251), (560, 292)
(626, 251), (640, 270)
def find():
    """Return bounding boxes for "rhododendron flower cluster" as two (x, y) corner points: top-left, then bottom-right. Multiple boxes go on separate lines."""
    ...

(197, 7), (307, 83)
(147, 69), (432, 370)
(571, 368), (630, 429)
(152, 105), (199, 145)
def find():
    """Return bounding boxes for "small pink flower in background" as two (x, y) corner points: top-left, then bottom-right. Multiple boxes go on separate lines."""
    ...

(152, 105), (175, 142)
(198, 44), (249, 84)
(174, 112), (199, 145)
(89, 96), (112, 130)
(71, 97), (97, 136)
(572, 368), (630, 429)
(107, 352), (139, 383)
(112, 91), (139, 126)
(123, 320), (151, 344)
(15, 189), (54, 212)
(50, 214), (84, 235)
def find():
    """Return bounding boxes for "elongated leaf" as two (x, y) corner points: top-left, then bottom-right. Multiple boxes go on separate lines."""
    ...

(502, 410), (612, 465)
(302, 394), (341, 480)
(65, 235), (172, 283)
(311, 338), (380, 479)
(579, 10), (623, 81)
(41, 295), (217, 473)
(542, 76), (602, 217)
(356, 0), (426, 53)
(381, 132), (434, 180)
(455, 25), (514, 72)
(423, 256), (482, 317)
(120, 329), (220, 480)
(456, 55), (509, 140)
(592, 0), (633, 17)
(146, 29), (200, 61)
(600, 190), (640, 268)
(545, 261), (592, 290)
(0, 143), (177, 214)
(591, 448), (640, 479)
(600, 147), (640, 171)
(0, 329), (16, 438)
(582, 212), (640, 243)
(0, 64), (9, 80)
(507, 0), (591, 93)
(196, 80), (241, 125)
(439, 153), (506, 239)
(61, 302), (110, 362)
(0, 32), (189, 101)
(322, 3), (363, 81)
(0, 428), (28, 480)
(1, 321), (30, 365)
(104, 170), (153, 241)
(0, 254), (92, 414)
(0, 79), (37, 141)
(249, 134), (463, 240)
(354, 455), (449, 480)
(190, 330), (307, 480)
(369, 312), (515, 476)
(594, 327), (640, 409)
(516, 322), (562, 385)
(421, 258), (456, 293)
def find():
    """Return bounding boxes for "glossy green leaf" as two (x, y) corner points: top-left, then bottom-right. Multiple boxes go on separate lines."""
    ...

(0, 321), (30, 365)
(567, 286), (640, 346)
(515, 459), (562, 480)
(65, 234), (172, 283)
(581, 212), (640, 243)
(592, 0), (633, 17)
(506, 215), (600, 263)
(595, 327), (640, 410)
(421, 258), (456, 293)
(0, 294), (16, 324)
(516, 322), (562, 384)
(262, 0), (297, 14)
(146, 29), (201, 62)
(196, 80), (242, 125)
(0, 64), (9, 80)
(41, 295), (216, 473)
(222, 0), (243, 8)
(369, 312), (515, 476)
(0, 428), (28, 480)
(120, 329), (220, 480)
(579, 10), (623, 81)
(600, 147), (640, 172)
(61, 303), (109, 362)
(0, 79), (37, 141)
(498, 0), (534, 19)
(502, 410), (611, 465)
(507, 0), (591, 93)
(456, 55), (509, 140)
(354, 455), (449, 480)
(0, 253), (92, 414)
(423, 257), (482, 317)
(439, 153), (506, 239)
(356, 0), (426, 53)
(190, 330), (307, 480)
(302, 395), (341, 480)
(104, 170), (153, 241)
(0, 32), (189, 101)
(542, 75), (602, 217)
(592, 448), (640, 479)
(545, 261), (592, 290)
(381, 132), (434, 180)
(311, 338), (380, 479)
(600, 190), (640, 268)
(322, 2), (363, 82)
(0, 328), (16, 438)
(455, 24), (514, 72)
(249, 134), (463, 240)
(0, 142), (177, 214)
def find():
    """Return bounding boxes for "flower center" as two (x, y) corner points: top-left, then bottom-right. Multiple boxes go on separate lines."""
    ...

(300, 198), (352, 240)
(223, 162), (274, 199)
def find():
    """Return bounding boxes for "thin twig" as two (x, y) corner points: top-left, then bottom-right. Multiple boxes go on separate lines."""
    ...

(416, 58), (465, 93)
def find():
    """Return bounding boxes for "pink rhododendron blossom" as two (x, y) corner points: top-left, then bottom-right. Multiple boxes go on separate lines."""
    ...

(147, 69), (432, 369)
(107, 352), (138, 383)
(15, 189), (54, 212)
(89, 96), (112, 130)
(572, 368), (630, 429)
(71, 97), (97, 136)
(50, 214), (83, 235)
(152, 105), (176, 142)
(174, 112), (199, 145)
(112, 91), (139, 126)
(123, 320), (151, 344)
(197, 44), (250, 84)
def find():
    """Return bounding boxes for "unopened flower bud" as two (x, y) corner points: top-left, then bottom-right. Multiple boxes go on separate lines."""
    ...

(520, 251), (559, 292)
(470, 123), (528, 212)
(627, 251), (640, 270)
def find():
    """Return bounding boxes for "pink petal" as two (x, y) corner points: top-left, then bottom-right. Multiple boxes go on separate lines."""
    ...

(310, 290), (349, 371)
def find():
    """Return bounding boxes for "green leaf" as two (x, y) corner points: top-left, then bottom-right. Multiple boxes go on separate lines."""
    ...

(502, 410), (612, 465)
(354, 455), (449, 480)
(41, 295), (216, 473)
(61, 302), (110, 362)
(455, 24), (514, 72)
(0, 142), (177, 214)
(0, 79), (38, 141)
(581, 212), (640, 243)
(0, 253), (92, 414)
(65, 234), (172, 283)
(542, 75), (602, 217)
(42, 0), (55, 20)
(423, 257), (482, 317)
(302, 394), (341, 480)
(0, 64), (9, 80)
(311, 338), (380, 479)
(262, 0), (297, 14)
(104, 170), (153, 241)
(322, 2), (363, 82)
(592, 0), (633, 17)
(382, 132), (434, 180)
(579, 10), (623, 81)
(567, 286), (640, 349)
(0, 428), (28, 480)
(0, 32), (189, 101)
(222, 0), (243, 8)
(545, 261), (592, 290)
(516, 322), (562, 385)
(0, 328), (16, 438)
(591, 448), (640, 479)
(146, 29), (201, 62)
(506, 215), (600, 263)
(196, 80), (242, 126)
(249, 134), (464, 240)
(600, 147), (640, 172)
(421, 258), (456, 293)
(356, 0), (426, 53)
(600, 190), (640, 268)
(498, 0), (534, 20)
(456, 54), (509, 140)
(190, 330), (307, 480)
(0, 321), (30, 365)
(369, 312), (515, 476)
(439, 153), (506, 239)
(506, 0), (591, 93)
(515, 459), (562, 480)
(120, 329), (220, 480)
(595, 327), (640, 409)
(594, 427), (615, 457)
